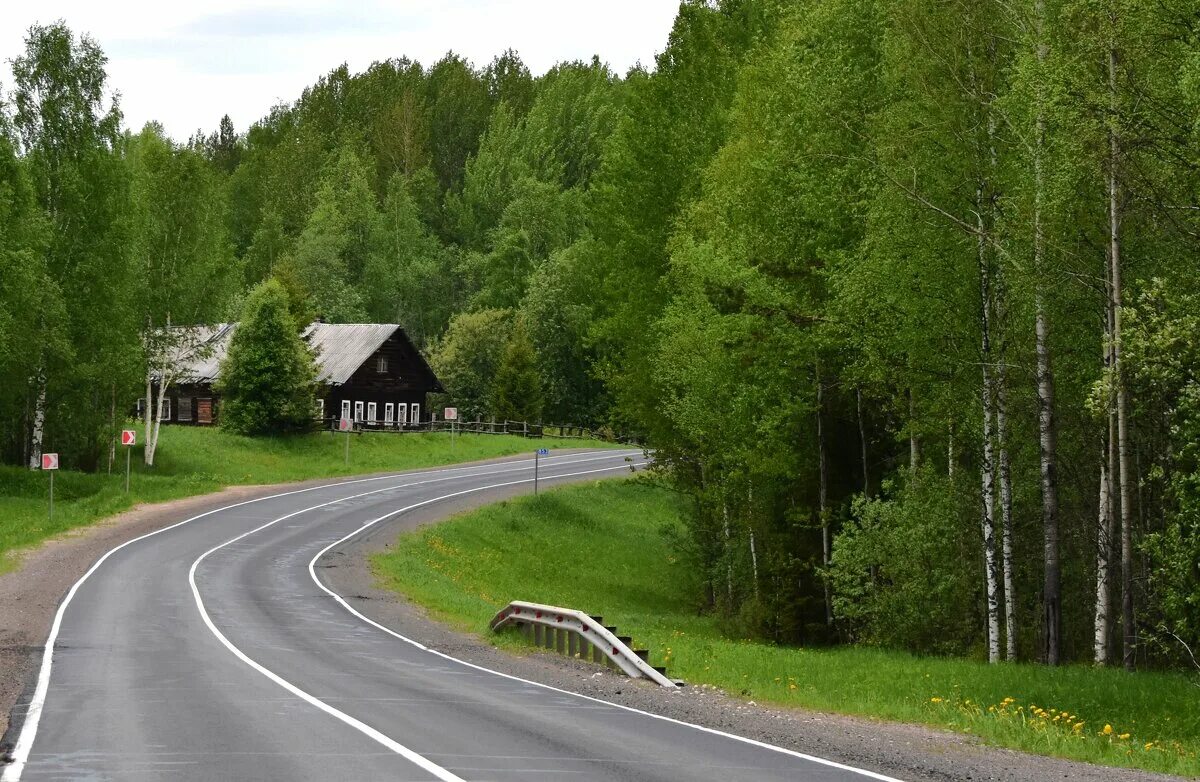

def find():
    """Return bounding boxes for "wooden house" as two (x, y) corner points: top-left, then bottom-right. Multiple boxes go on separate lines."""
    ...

(144, 323), (443, 428)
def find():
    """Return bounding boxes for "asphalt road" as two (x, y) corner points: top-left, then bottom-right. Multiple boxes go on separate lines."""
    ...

(3, 449), (900, 782)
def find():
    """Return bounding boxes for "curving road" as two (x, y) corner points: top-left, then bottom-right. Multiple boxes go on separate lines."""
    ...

(3, 449), (899, 782)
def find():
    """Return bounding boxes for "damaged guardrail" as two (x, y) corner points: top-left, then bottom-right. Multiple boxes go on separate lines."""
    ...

(489, 600), (678, 688)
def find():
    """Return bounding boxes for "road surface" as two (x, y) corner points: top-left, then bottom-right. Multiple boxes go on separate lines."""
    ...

(3, 449), (899, 781)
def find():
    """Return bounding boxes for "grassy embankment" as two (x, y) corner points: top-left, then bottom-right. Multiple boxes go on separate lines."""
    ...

(372, 478), (1200, 777)
(0, 425), (618, 573)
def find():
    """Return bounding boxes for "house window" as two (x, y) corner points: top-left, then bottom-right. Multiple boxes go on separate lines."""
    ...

(178, 397), (193, 422)
(341, 400), (351, 422)
(354, 401), (364, 422)
(376, 355), (388, 374)
(367, 402), (377, 424)
(315, 399), (324, 420)
(384, 403), (394, 425)
(159, 398), (171, 421)
(197, 398), (213, 425)
(398, 403), (408, 426)
(411, 403), (420, 424)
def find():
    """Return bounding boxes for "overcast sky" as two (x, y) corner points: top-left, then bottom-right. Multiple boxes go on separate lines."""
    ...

(1, 1), (681, 141)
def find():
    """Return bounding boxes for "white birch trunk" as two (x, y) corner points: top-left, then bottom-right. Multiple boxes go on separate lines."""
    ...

(997, 377), (1017, 661)
(1032, 0), (1062, 668)
(1094, 436), (1113, 664)
(1108, 41), (1135, 672)
(144, 372), (154, 450)
(146, 373), (169, 467)
(28, 372), (47, 470)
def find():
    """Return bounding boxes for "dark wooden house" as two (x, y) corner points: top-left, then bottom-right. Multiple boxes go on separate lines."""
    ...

(147, 323), (443, 428)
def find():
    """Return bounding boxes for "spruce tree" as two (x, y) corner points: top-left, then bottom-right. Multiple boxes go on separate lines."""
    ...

(217, 279), (319, 435)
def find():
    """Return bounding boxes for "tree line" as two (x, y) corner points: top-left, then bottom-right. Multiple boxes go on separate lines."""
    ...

(2, 1), (1199, 670)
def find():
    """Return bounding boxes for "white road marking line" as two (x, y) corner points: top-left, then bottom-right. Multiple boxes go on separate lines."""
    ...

(309, 466), (907, 782)
(188, 459), (645, 782)
(0, 449), (637, 782)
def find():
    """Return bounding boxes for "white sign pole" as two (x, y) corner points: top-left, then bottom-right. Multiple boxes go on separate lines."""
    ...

(49, 470), (53, 521)
(125, 445), (131, 494)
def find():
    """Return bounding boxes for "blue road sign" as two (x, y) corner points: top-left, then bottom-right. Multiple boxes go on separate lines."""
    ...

(537, 448), (549, 456)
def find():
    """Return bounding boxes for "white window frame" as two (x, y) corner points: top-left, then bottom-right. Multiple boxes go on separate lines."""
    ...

(178, 397), (193, 422)
(410, 403), (420, 424)
(159, 398), (171, 421)
(341, 400), (351, 422)
(376, 355), (388, 374)
(384, 403), (394, 425)
(397, 403), (408, 426)
(315, 399), (324, 420)
(367, 402), (377, 424)
(354, 401), (364, 422)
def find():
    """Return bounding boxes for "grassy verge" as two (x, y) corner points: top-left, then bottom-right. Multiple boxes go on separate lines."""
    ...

(371, 479), (1200, 777)
(0, 425), (618, 573)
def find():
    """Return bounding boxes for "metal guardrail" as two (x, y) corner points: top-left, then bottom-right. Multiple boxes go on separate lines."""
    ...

(489, 600), (678, 688)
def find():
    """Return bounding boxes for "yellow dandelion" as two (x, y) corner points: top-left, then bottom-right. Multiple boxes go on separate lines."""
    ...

(1118, 733), (1130, 740)
(1102, 724), (1113, 736)
(930, 697), (944, 703)
(1145, 742), (1155, 751)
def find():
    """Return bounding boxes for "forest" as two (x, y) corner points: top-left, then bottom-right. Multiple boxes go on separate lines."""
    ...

(2, 0), (1199, 671)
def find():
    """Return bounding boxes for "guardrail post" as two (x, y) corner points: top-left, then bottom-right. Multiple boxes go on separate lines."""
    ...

(533, 624), (543, 647)
(555, 627), (566, 655)
(568, 633), (578, 658)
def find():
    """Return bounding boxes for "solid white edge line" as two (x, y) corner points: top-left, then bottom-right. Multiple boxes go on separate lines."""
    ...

(308, 466), (907, 782)
(0, 448), (637, 782)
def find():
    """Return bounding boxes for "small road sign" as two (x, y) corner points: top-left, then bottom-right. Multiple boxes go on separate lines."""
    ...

(444, 407), (458, 421)
(41, 453), (59, 470)
(338, 418), (353, 432)
(537, 448), (549, 456)
(121, 430), (137, 446)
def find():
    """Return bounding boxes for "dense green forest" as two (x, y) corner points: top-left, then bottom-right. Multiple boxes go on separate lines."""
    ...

(2, 1), (1199, 672)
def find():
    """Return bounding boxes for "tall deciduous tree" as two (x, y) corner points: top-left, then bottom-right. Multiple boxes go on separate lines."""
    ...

(11, 22), (139, 470)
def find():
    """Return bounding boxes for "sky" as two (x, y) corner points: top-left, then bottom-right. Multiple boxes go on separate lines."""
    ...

(1, 1), (681, 141)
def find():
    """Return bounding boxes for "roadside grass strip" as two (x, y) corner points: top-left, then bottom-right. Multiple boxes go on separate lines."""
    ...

(371, 479), (1200, 777)
(0, 426), (620, 572)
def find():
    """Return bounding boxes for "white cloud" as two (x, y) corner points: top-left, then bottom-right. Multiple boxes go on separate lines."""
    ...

(1, 0), (680, 140)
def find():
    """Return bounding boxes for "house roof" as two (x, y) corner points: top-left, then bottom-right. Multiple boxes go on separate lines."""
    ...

(169, 322), (440, 389)
(304, 323), (397, 384)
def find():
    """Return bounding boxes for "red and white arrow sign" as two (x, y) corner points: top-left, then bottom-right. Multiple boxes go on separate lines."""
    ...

(121, 430), (136, 446)
(338, 418), (353, 432)
(41, 453), (59, 470)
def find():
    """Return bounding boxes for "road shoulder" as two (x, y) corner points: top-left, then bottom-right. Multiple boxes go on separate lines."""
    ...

(324, 496), (1185, 782)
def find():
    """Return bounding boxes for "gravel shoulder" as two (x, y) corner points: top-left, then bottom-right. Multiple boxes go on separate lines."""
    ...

(324, 491), (1190, 782)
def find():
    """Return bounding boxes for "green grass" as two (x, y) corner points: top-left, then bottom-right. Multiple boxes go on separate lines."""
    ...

(0, 425), (618, 573)
(371, 479), (1200, 777)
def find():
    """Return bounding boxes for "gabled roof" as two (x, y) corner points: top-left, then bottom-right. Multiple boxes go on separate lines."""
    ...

(167, 322), (440, 389)
(304, 323), (396, 384)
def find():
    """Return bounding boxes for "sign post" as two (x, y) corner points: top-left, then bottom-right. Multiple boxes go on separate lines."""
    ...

(42, 453), (59, 520)
(535, 448), (549, 495)
(444, 408), (458, 451)
(121, 430), (136, 493)
(339, 417), (352, 464)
